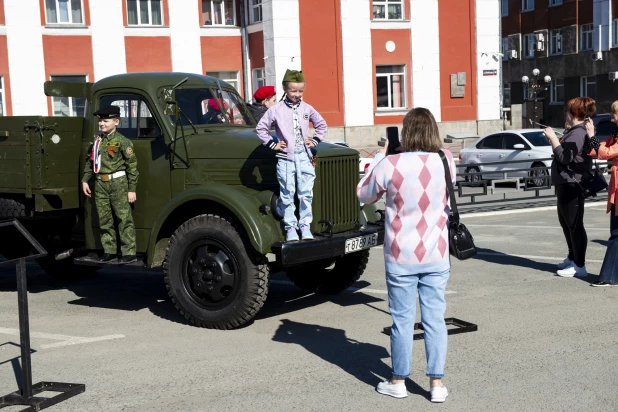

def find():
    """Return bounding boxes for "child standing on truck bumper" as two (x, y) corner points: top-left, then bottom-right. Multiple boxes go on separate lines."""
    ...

(256, 70), (328, 242)
(81, 105), (139, 264)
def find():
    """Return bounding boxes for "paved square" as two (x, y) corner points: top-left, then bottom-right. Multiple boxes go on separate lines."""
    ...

(1, 203), (617, 411)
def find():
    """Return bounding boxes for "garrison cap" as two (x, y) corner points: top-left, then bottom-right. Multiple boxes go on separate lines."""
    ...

(93, 105), (121, 119)
(282, 69), (305, 83)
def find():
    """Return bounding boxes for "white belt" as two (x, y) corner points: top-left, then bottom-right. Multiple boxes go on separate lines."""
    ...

(96, 170), (126, 181)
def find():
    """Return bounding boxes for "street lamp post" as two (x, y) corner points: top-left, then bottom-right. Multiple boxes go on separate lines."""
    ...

(522, 68), (551, 128)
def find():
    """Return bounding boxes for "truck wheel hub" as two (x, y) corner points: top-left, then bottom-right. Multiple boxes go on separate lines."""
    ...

(185, 242), (237, 305)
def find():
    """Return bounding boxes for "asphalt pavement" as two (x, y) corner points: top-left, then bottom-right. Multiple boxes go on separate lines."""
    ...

(1, 203), (617, 411)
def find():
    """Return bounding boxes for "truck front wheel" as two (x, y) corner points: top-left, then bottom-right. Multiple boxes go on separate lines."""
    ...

(163, 214), (269, 330)
(286, 250), (370, 295)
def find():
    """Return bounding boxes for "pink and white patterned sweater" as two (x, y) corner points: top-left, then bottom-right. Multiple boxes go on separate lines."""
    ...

(357, 150), (456, 275)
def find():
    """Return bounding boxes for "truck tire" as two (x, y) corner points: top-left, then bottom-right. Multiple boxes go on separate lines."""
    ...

(163, 214), (269, 330)
(0, 197), (27, 218)
(286, 250), (370, 295)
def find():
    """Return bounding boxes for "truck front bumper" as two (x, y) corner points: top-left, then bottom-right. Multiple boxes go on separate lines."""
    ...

(271, 223), (385, 266)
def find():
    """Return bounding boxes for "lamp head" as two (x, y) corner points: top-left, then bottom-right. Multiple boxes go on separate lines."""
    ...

(544, 75), (551, 83)
(522, 75), (529, 83)
(532, 68), (540, 76)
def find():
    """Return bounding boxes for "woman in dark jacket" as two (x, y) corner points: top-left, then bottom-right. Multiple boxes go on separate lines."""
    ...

(248, 86), (277, 123)
(544, 97), (595, 278)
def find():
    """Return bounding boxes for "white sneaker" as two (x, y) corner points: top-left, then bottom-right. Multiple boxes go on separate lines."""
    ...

(557, 258), (573, 270)
(430, 385), (448, 403)
(556, 264), (588, 278)
(376, 380), (407, 399)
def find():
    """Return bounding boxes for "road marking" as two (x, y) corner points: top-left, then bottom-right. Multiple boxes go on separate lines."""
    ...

(477, 251), (603, 264)
(0, 327), (125, 349)
(461, 202), (606, 218)
(270, 280), (456, 294)
(464, 224), (608, 231)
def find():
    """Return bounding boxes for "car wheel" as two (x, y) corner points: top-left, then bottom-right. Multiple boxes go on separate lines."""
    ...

(530, 163), (549, 187)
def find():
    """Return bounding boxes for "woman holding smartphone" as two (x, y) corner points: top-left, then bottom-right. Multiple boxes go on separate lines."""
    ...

(543, 97), (595, 278)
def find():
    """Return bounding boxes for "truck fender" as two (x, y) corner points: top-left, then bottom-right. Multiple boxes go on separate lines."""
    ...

(147, 184), (282, 266)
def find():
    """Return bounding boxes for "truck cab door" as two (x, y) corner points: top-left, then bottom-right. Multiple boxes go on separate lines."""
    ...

(85, 93), (171, 254)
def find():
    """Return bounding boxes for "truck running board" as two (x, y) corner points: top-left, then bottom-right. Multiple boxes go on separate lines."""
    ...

(73, 254), (147, 269)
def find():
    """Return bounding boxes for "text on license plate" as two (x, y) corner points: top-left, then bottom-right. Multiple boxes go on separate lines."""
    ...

(345, 233), (379, 254)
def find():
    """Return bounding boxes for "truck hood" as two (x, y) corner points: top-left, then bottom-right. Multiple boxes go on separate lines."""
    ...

(180, 127), (359, 160)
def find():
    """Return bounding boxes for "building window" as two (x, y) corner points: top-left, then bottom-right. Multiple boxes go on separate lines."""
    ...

(45, 0), (84, 24)
(127, 0), (163, 26)
(0, 76), (5, 117)
(613, 19), (618, 47)
(580, 76), (596, 98)
(252, 68), (266, 94)
(249, 0), (262, 24)
(522, 0), (534, 12)
(523, 33), (535, 58)
(502, 38), (509, 61)
(50, 75), (87, 117)
(373, 0), (403, 20)
(501, 0), (508, 16)
(580, 24), (594, 51)
(549, 29), (562, 55)
(207, 71), (240, 91)
(503, 83), (511, 107)
(376, 65), (406, 110)
(550, 79), (564, 104)
(202, 0), (236, 26)
(523, 83), (529, 101)
(549, 0), (562, 5)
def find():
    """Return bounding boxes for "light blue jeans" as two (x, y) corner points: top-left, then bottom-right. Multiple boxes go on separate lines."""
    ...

(386, 268), (450, 378)
(276, 147), (315, 231)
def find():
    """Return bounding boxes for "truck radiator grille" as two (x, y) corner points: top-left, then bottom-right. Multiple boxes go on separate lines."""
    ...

(312, 155), (360, 234)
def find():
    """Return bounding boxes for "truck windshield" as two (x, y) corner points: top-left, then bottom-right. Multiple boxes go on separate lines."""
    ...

(172, 88), (254, 127)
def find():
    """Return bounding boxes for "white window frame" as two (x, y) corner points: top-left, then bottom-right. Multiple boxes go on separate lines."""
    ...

(523, 33), (535, 58)
(549, 0), (562, 6)
(202, 0), (237, 26)
(502, 0), (508, 16)
(0, 76), (5, 117)
(126, 0), (164, 26)
(44, 0), (85, 25)
(376, 65), (407, 110)
(612, 19), (618, 48)
(580, 76), (596, 98)
(206, 71), (240, 91)
(502, 38), (509, 61)
(252, 68), (266, 94)
(550, 78), (564, 104)
(372, 0), (404, 21)
(580, 23), (594, 51)
(50, 75), (88, 117)
(549, 29), (562, 55)
(249, 0), (262, 24)
(522, 0), (534, 12)
(503, 82), (511, 106)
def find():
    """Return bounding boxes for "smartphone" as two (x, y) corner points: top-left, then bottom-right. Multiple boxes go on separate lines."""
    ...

(385, 126), (400, 156)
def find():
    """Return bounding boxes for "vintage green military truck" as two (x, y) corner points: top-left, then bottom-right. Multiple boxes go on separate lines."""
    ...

(0, 73), (384, 329)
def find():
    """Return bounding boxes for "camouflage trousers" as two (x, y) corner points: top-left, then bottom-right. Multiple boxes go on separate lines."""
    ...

(94, 176), (136, 255)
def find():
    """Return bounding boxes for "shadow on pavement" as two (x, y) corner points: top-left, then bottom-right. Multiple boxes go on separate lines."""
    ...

(272, 319), (428, 399)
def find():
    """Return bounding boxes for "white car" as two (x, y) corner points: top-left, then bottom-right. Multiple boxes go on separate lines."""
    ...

(459, 129), (553, 186)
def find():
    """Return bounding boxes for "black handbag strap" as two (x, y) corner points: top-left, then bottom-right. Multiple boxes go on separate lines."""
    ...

(438, 150), (459, 224)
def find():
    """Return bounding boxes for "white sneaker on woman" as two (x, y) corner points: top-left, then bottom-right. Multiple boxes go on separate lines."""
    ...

(557, 258), (573, 270)
(556, 264), (587, 278)
(376, 380), (407, 398)
(430, 385), (448, 403)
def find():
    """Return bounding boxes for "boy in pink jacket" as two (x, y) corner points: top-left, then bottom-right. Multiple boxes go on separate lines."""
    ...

(255, 70), (327, 241)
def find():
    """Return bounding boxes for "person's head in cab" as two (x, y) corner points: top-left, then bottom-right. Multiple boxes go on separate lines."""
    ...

(254, 86), (277, 109)
(400, 108), (442, 153)
(282, 70), (305, 105)
(94, 106), (121, 135)
(566, 97), (596, 127)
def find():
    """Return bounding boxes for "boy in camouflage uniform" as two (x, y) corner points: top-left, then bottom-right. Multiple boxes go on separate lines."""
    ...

(82, 105), (139, 264)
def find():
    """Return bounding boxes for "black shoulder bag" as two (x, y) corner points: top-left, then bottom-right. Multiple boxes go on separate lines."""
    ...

(438, 151), (477, 260)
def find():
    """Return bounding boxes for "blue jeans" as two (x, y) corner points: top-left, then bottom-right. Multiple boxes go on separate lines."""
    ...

(599, 205), (618, 284)
(386, 268), (450, 378)
(276, 148), (315, 231)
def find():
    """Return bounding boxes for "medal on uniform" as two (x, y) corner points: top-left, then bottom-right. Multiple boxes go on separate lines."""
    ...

(92, 136), (102, 173)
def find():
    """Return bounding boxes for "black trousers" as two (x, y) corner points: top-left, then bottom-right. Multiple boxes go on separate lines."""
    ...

(556, 183), (587, 267)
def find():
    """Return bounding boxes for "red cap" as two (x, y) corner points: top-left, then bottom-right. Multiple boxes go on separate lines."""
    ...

(208, 98), (229, 111)
(253, 86), (276, 102)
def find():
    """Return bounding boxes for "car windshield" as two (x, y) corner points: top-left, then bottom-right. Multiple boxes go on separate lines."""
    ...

(522, 131), (551, 147)
(169, 88), (254, 127)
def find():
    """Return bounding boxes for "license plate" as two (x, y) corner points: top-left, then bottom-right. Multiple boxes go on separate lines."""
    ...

(345, 233), (379, 254)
